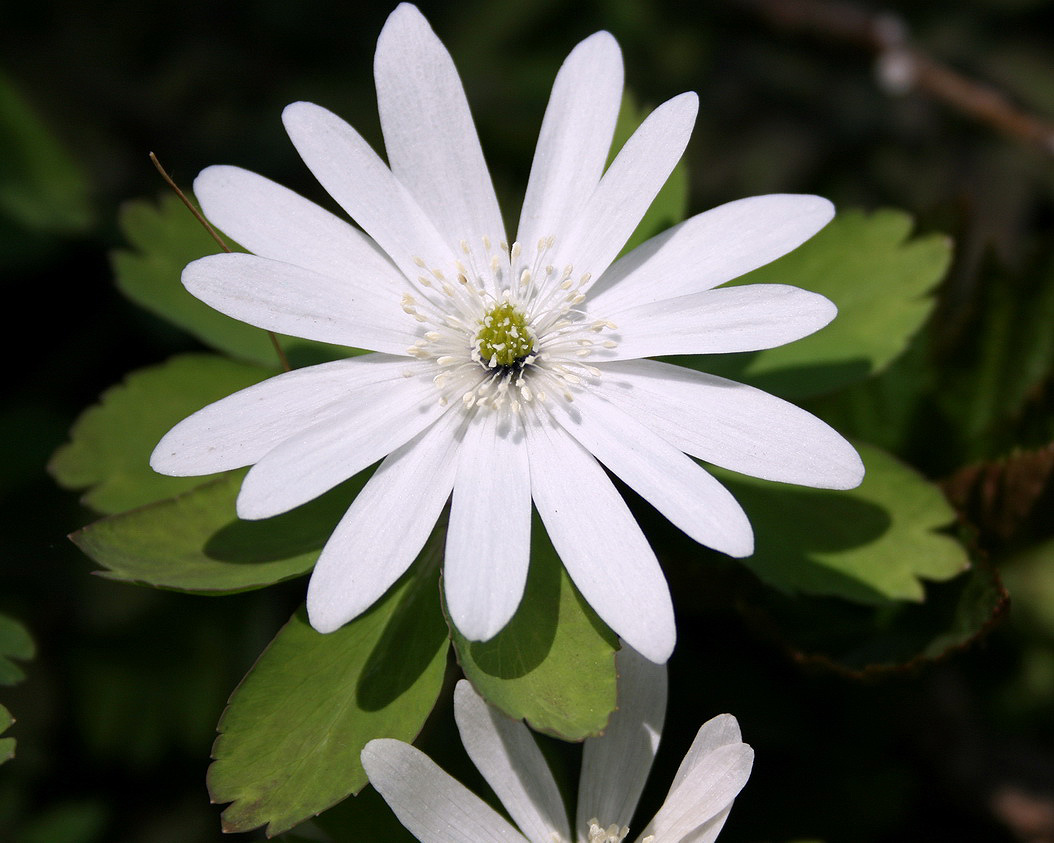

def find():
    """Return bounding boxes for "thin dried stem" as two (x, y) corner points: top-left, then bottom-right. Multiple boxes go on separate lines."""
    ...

(148, 153), (291, 372)
(740, 0), (1054, 157)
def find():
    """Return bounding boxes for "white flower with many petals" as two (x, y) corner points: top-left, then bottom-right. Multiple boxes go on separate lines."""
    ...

(362, 648), (753, 842)
(151, 2), (863, 663)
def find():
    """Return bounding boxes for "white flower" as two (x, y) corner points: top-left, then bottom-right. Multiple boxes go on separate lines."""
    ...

(361, 647), (753, 842)
(150, 2), (864, 663)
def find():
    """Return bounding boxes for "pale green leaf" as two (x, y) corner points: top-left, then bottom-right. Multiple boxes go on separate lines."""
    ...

(718, 442), (969, 604)
(450, 514), (619, 740)
(678, 209), (952, 399)
(208, 538), (449, 837)
(71, 470), (369, 594)
(112, 193), (354, 368)
(50, 353), (273, 514)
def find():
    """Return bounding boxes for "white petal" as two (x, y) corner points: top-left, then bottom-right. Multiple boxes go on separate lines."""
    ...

(558, 92), (698, 284)
(576, 646), (666, 836)
(594, 359), (865, 490)
(151, 355), (424, 476)
(587, 194), (835, 314)
(361, 739), (528, 843)
(524, 409), (675, 664)
(680, 805), (732, 843)
(548, 390), (753, 558)
(446, 411), (532, 641)
(282, 101), (456, 283)
(454, 681), (570, 843)
(640, 742), (753, 841)
(596, 284), (837, 360)
(668, 714), (743, 795)
(236, 367), (445, 519)
(516, 32), (623, 253)
(306, 408), (463, 633)
(193, 164), (408, 291)
(375, 4), (504, 248)
(183, 253), (418, 353)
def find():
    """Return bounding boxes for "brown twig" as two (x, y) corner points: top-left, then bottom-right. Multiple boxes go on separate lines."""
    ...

(148, 152), (292, 372)
(740, 0), (1054, 157)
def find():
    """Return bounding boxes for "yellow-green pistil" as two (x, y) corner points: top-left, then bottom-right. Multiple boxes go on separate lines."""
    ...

(474, 302), (535, 368)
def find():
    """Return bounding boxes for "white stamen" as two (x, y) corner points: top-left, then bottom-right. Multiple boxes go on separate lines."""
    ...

(402, 233), (618, 414)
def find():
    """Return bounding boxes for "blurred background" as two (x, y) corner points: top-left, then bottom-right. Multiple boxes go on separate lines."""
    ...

(2, 0), (1053, 840)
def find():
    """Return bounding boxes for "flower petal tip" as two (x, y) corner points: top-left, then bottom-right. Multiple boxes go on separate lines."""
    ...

(281, 100), (325, 135)
(305, 595), (345, 635)
(630, 629), (676, 665)
(834, 449), (867, 490)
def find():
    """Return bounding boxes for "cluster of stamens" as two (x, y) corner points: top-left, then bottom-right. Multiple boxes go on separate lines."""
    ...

(587, 819), (632, 843)
(402, 235), (618, 414)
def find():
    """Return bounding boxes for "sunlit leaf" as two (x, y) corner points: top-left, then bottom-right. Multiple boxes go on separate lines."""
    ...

(717, 442), (969, 604)
(678, 209), (952, 399)
(208, 536), (448, 837)
(112, 193), (354, 368)
(50, 353), (273, 514)
(71, 470), (370, 594)
(450, 514), (619, 740)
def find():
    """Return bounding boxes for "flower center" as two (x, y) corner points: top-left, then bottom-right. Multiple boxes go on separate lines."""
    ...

(474, 302), (535, 369)
(402, 235), (619, 414)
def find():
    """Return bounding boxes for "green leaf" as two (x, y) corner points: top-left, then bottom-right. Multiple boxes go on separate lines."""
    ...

(0, 614), (34, 767)
(936, 251), (1054, 458)
(208, 538), (449, 837)
(71, 469), (370, 594)
(745, 560), (1006, 676)
(450, 514), (619, 740)
(678, 209), (952, 399)
(0, 703), (13, 765)
(112, 193), (354, 368)
(0, 71), (93, 234)
(50, 353), (273, 514)
(612, 92), (690, 256)
(0, 613), (34, 686)
(717, 442), (970, 604)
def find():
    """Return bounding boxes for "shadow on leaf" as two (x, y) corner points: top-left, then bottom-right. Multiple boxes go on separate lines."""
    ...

(466, 515), (563, 680)
(357, 526), (447, 712)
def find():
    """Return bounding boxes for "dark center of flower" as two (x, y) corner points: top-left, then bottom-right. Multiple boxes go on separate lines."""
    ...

(474, 302), (534, 369)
